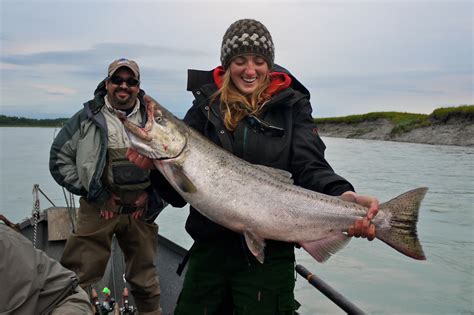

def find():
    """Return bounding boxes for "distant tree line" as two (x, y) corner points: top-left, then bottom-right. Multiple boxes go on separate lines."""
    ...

(0, 115), (68, 127)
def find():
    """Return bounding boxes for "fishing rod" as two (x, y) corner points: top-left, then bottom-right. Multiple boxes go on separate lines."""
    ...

(295, 264), (365, 314)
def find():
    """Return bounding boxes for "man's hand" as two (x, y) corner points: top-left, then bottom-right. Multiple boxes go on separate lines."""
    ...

(100, 193), (121, 220)
(127, 148), (155, 170)
(340, 191), (379, 241)
(130, 191), (149, 219)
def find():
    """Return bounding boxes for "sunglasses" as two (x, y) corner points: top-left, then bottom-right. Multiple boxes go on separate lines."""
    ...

(109, 76), (140, 87)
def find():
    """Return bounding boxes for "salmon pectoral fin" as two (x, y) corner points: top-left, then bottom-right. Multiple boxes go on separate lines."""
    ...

(301, 233), (351, 263)
(376, 187), (428, 260)
(161, 163), (197, 194)
(243, 230), (266, 264)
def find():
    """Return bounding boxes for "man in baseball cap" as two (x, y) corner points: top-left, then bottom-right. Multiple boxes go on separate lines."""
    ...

(50, 58), (165, 315)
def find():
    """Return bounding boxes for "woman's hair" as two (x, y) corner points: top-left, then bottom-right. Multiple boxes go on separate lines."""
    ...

(211, 69), (271, 131)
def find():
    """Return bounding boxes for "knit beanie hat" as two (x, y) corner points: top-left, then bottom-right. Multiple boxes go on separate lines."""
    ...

(220, 19), (275, 69)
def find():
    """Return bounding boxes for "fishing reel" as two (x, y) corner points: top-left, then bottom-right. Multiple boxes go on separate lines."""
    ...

(91, 287), (116, 315)
(91, 286), (137, 314)
(119, 287), (136, 315)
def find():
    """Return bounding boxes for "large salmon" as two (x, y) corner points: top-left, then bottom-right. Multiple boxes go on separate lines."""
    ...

(119, 101), (427, 263)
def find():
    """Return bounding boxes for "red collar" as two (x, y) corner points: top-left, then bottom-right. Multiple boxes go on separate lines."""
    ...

(212, 66), (292, 96)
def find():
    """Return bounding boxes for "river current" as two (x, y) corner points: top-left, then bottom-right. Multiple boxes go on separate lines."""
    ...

(0, 127), (472, 314)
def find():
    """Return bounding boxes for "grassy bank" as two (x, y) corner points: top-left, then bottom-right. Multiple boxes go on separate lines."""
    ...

(315, 105), (474, 136)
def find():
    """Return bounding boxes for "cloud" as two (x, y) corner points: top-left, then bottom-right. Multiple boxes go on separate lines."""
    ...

(1, 43), (209, 66)
(31, 84), (77, 96)
(1, 1), (472, 118)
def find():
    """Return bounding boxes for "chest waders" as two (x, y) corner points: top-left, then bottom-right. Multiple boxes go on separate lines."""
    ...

(91, 147), (151, 314)
(103, 147), (151, 213)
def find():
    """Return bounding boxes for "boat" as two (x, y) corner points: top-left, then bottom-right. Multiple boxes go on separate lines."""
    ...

(11, 185), (366, 314)
(16, 205), (186, 314)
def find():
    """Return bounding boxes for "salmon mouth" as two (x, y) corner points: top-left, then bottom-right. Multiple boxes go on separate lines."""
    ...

(117, 112), (153, 142)
(117, 102), (155, 141)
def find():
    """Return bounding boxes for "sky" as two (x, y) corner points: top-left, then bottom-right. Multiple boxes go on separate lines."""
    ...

(0, 0), (472, 119)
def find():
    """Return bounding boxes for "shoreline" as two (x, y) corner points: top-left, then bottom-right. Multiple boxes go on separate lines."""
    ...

(316, 118), (474, 147)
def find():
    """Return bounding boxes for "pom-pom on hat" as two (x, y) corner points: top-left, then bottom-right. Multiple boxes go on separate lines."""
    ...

(220, 19), (274, 69)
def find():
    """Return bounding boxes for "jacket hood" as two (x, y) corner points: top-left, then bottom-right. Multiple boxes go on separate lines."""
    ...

(211, 66), (292, 96)
(187, 64), (310, 99)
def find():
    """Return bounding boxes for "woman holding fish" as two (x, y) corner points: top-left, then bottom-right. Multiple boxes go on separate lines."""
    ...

(132, 18), (379, 314)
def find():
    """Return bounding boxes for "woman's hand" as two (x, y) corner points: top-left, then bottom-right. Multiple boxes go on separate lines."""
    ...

(340, 191), (379, 241)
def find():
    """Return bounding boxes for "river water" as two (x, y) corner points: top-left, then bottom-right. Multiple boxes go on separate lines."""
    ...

(0, 127), (473, 314)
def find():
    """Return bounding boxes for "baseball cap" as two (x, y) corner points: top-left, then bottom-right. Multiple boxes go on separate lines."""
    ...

(108, 58), (140, 79)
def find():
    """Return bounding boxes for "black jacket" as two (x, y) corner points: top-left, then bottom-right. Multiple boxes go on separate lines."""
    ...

(152, 65), (354, 245)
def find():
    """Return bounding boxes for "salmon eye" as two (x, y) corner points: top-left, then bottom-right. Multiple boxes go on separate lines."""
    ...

(156, 116), (163, 122)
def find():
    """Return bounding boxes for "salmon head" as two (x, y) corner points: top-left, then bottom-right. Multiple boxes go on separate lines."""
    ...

(119, 98), (187, 160)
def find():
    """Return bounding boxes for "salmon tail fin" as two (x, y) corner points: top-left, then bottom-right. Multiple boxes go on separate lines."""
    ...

(376, 187), (428, 260)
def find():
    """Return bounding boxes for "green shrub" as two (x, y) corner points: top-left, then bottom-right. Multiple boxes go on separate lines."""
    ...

(315, 111), (427, 126)
(315, 112), (429, 136)
(430, 105), (474, 122)
(390, 119), (432, 136)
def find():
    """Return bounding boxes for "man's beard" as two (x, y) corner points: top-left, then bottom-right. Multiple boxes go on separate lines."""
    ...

(111, 89), (134, 108)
